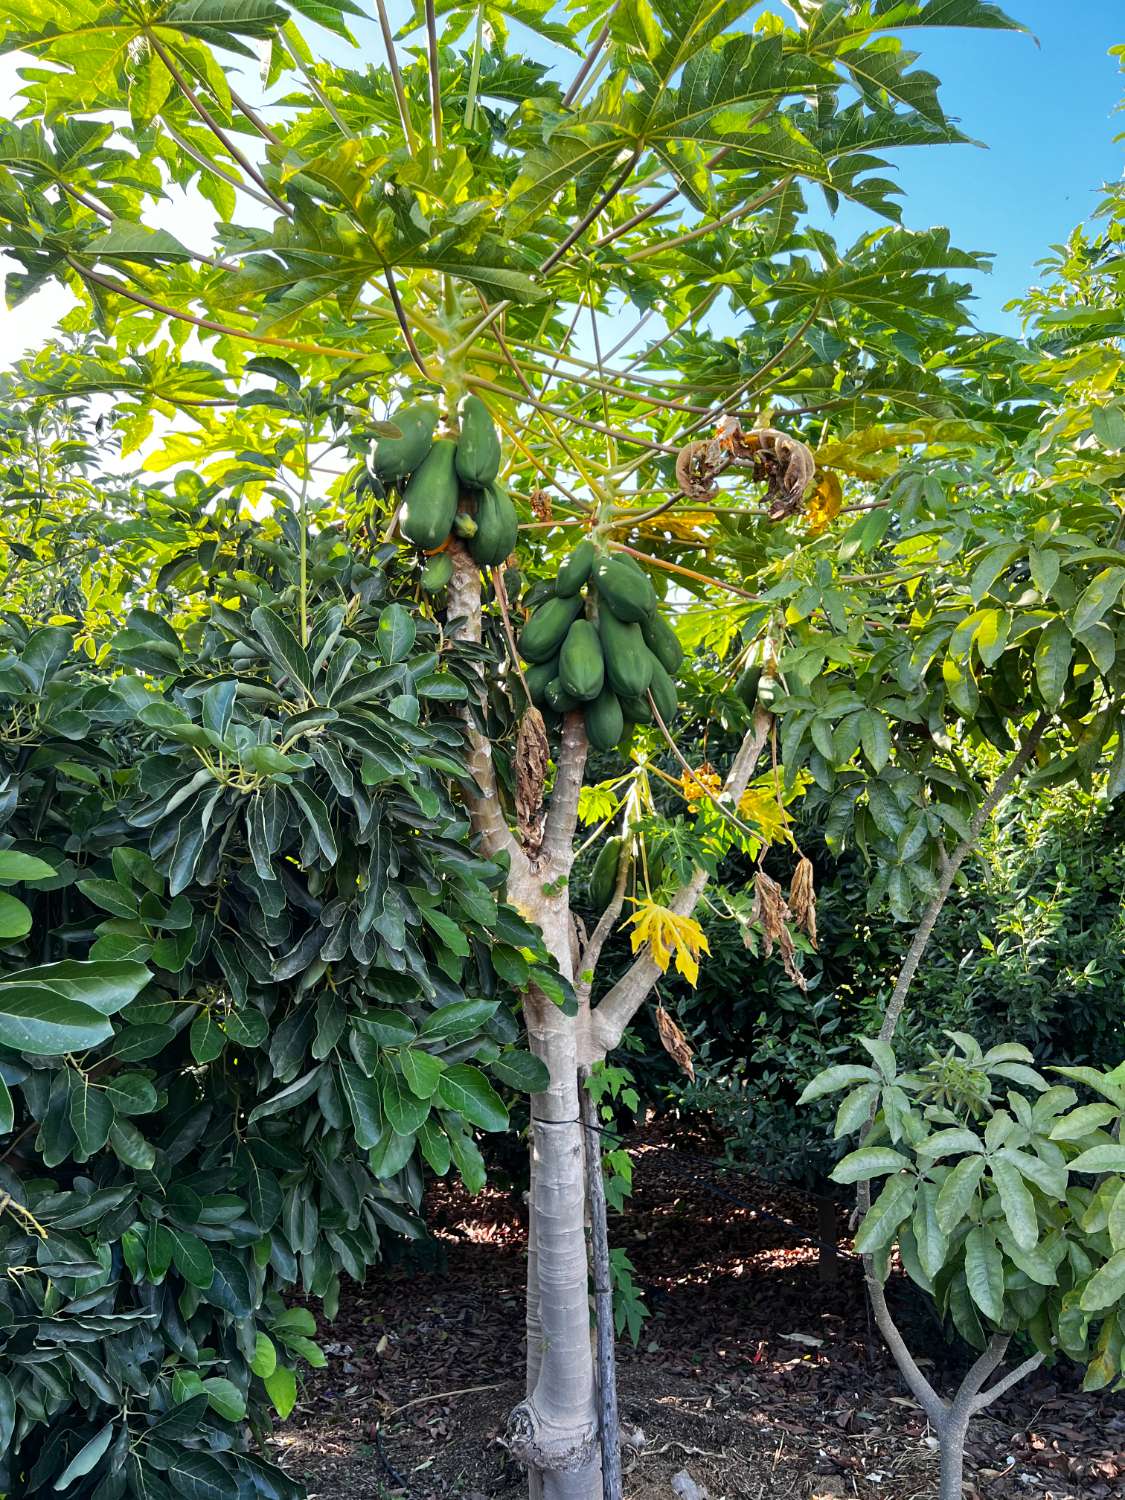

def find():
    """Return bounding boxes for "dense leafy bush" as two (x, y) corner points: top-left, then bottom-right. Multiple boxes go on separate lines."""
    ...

(0, 501), (556, 1497)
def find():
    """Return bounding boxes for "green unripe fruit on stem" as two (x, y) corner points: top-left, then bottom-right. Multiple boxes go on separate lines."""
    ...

(453, 511), (478, 539)
(556, 539), (596, 597)
(647, 656), (677, 725)
(469, 481), (519, 568)
(589, 835), (626, 913)
(371, 402), (439, 482)
(455, 394), (501, 487)
(559, 619), (605, 702)
(598, 610), (653, 699)
(524, 658), (558, 707)
(592, 555), (657, 624)
(545, 677), (580, 714)
(420, 552), (453, 593)
(735, 664), (762, 710)
(399, 439), (459, 550)
(641, 611), (684, 676)
(584, 687), (624, 751)
(519, 595), (585, 663)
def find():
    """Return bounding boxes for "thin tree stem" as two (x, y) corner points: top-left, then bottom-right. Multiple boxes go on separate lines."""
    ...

(384, 266), (430, 378)
(540, 150), (642, 274)
(374, 0), (418, 153)
(149, 37), (290, 216)
(464, 4), (484, 129)
(563, 12), (616, 108)
(425, 0), (443, 153)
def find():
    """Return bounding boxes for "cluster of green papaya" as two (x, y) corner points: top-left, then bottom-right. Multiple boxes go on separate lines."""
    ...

(518, 540), (683, 751)
(369, 395), (518, 590)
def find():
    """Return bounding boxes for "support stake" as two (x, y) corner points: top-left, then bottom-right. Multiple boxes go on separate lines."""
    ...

(579, 1067), (622, 1500)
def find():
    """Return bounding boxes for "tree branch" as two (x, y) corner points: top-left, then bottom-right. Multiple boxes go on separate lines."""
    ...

(543, 711), (589, 869)
(446, 542), (528, 874)
(866, 1273), (946, 1426)
(878, 710), (1050, 1045)
(590, 707), (771, 1054)
(956, 1334), (1010, 1407)
(970, 1350), (1045, 1413)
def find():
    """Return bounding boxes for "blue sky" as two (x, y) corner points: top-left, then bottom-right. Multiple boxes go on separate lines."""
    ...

(835, 2), (1123, 331)
(0, 1), (1120, 360)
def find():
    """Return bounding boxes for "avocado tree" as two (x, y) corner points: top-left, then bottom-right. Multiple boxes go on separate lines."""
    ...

(803, 1037), (1125, 1500)
(5, 3), (1110, 1498)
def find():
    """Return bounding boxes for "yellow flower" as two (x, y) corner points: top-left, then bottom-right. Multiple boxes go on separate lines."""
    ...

(625, 899), (711, 987)
(678, 763), (721, 812)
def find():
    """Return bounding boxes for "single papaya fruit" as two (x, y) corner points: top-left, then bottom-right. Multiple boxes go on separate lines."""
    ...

(589, 834), (625, 912)
(421, 552), (454, 593)
(559, 619), (605, 702)
(735, 664), (762, 710)
(620, 693), (652, 724)
(470, 481), (519, 568)
(556, 538), (596, 598)
(598, 610), (653, 699)
(455, 394), (501, 487)
(648, 657), (677, 724)
(545, 677), (580, 714)
(592, 555), (657, 624)
(453, 511), (478, 539)
(524, 658), (558, 707)
(642, 610), (683, 676)
(399, 439), (459, 550)
(371, 402), (439, 482)
(519, 594), (585, 663)
(584, 687), (624, 751)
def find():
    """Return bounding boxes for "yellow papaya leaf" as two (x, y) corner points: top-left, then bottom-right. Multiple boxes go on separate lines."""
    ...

(625, 899), (710, 987)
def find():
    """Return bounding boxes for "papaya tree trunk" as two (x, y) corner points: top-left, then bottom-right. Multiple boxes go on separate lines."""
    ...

(447, 542), (774, 1499)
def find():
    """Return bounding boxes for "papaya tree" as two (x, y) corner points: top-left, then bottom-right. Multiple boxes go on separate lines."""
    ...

(0, 2), (1073, 1497)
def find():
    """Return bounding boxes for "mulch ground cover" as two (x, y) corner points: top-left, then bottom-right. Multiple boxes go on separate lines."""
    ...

(276, 1126), (1125, 1500)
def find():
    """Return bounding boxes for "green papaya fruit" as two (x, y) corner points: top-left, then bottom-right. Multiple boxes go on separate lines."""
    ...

(420, 552), (453, 593)
(470, 481), (519, 568)
(559, 619), (604, 702)
(598, 610), (653, 698)
(371, 402), (439, 482)
(545, 677), (580, 714)
(648, 656), (677, 724)
(735, 664), (762, 709)
(589, 835), (625, 913)
(584, 687), (624, 751)
(556, 539), (596, 598)
(524, 658), (558, 707)
(453, 511), (478, 538)
(592, 555), (657, 623)
(455, 393), (501, 487)
(641, 610), (683, 676)
(399, 439), (459, 550)
(620, 693), (652, 724)
(519, 594), (585, 663)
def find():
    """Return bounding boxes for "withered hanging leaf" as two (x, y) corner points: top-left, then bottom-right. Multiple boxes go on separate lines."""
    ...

(789, 856), (818, 949)
(655, 1005), (695, 1082)
(675, 417), (815, 519)
(515, 707), (548, 855)
(749, 869), (807, 991)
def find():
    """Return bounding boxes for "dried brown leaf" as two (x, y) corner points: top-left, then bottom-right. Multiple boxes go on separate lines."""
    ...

(515, 708), (548, 855)
(789, 856), (818, 949)
(655, 1005), (695, 1082)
